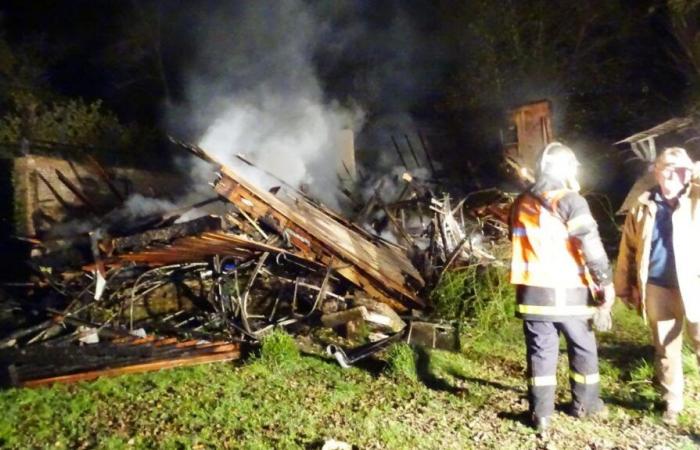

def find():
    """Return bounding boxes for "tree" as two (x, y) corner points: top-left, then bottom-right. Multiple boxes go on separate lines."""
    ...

(440, 1), (662, 136)
(101, 0), (174, 118)
(430, 0), (676, 189)
(0, 36), (156, 163)
(667, 0), (700, 113)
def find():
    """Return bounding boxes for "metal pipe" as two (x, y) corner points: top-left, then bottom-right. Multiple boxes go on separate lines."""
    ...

(326, 328), (406, 368)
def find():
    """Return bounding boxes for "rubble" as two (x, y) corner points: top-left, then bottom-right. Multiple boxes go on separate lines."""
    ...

(0, 139), (513, 385)
(614, 117), (700, 214)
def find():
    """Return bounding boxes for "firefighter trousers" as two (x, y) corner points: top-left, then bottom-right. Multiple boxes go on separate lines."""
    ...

(523, 319), (601, 419)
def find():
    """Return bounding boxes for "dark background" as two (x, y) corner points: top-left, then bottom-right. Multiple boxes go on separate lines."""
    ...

(0, 0), (697, 210)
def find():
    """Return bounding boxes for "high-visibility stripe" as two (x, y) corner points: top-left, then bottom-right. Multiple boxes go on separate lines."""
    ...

(511, 227), (527, 237)
(510, 261), (586, 275)
(566, 214), (595, 233)
(529, 375), (557, 386)
(510, 190), (591, 289)
(517, 304), (595, 316)
(570, 371), (600, 385)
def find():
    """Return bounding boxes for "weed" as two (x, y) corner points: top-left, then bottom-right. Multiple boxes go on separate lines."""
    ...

(630, 358), (655, 382)
(682, 345), (699, 376)
(622, 358), (658, 408)
(431, 265), (515, 336)
(385, 342), (418, 382)
(430, 269), (471, 320)
(257, 328), (300, 368)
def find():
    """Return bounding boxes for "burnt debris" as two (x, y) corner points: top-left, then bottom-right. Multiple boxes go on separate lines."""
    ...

(0, 139), (511, 385)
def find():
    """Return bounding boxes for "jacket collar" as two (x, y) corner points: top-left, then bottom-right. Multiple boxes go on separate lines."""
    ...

(638, 184), (690, 208)
(637, 190), (654, 207)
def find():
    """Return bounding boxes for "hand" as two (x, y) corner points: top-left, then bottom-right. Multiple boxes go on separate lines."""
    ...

(620, 286), (641, 310)
(593, 307), (612, 332)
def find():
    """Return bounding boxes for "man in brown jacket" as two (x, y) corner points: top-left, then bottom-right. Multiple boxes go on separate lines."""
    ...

(615, 147), (700, 425)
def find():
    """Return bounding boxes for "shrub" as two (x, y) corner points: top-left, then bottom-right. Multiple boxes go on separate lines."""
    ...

(430, 264), (515, 334)
(384, 342), (418, 382)
(0, 93), (158, 164)
(257, 329), (300, 367)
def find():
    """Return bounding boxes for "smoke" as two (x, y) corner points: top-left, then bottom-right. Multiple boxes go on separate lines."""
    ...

(197, 93), (362, 207)
(168, 0), (363, 209)
(166, 0), (448, 210)
(45, 194), (178, 239)
(119, 194), (177, 219)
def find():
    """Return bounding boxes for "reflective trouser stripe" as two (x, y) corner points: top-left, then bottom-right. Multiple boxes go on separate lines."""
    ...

(529, 375), (557, 387)
(571, 372), (600, 385)
(517, 304), (595, 316)
(524, 319), (600, 419)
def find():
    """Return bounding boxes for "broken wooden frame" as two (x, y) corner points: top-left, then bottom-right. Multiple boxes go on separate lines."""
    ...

(205, 153), (426, 312)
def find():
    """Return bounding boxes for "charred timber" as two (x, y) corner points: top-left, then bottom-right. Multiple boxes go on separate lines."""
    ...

(213, 166), (425, 312)
(110, 216), (224, 253)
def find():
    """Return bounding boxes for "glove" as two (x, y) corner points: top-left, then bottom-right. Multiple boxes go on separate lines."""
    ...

(591, 283), (615, 307)
(592, 307), (612, 332)
(591, 283), (614, 332)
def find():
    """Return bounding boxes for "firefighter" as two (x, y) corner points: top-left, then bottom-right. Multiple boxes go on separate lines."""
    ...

(509, 142), (615, 433)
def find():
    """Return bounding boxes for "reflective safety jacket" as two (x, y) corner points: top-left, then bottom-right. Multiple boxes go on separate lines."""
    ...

(509, 187), (612, 321)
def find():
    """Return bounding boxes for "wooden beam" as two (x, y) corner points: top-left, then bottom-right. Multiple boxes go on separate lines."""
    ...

(20, 347), (240, 388)
(214, 169), (424, 309)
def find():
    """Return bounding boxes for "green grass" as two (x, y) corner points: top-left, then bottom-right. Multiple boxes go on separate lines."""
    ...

(256, 328), (300, 366)
(384, 342), (418, 382)
(1, 273), (699, 448)
(430, 265), (515, 338)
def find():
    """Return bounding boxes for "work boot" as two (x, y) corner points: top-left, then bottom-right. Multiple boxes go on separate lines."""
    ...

(662, 409), (679, 426)
(569, 399), (608, 419)
(531, 414), (549, 435)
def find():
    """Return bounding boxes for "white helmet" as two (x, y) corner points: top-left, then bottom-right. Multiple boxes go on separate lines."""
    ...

(536, 142), (580, 190)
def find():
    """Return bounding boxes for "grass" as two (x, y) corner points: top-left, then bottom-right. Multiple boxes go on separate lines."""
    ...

(430, 265), (515, 338)
(1, 271), (699, 448)
(256, 328), (301, 366)
(384, 342), (418, 382)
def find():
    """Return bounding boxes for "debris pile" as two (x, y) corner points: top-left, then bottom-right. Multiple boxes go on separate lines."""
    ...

(0, 140), (512, 386)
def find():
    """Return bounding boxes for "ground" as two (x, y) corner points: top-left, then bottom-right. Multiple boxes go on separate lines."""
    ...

(0, 303), (698, 449)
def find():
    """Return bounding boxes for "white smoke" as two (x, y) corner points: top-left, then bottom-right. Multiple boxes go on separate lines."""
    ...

(198, 93), (362, 208)
(170, 0), (364, 210)
(120, 194), (176, 219)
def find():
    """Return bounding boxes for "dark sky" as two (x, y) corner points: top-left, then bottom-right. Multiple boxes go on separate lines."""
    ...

(0, 1), (691, 165)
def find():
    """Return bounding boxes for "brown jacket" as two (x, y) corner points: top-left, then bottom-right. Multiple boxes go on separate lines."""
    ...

(615, 179), (700, 322)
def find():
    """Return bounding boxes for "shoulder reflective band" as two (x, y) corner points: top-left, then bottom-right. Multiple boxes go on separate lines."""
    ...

(566, 214), (596, 233)
(529, 375), (557, 387)
(511, 226), (527, 237)
(517, 304), (595, 316)
(570, 371), (600, 385)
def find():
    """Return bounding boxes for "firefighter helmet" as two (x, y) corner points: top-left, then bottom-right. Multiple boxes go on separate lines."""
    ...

(536, 142), (580, 189)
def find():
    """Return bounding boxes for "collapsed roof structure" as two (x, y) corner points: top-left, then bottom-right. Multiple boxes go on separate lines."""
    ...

(614, 117), (700, 214)
(0, 136), (510, 386)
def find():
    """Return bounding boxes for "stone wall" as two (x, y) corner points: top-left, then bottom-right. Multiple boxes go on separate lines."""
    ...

(12, 155), (184, 237)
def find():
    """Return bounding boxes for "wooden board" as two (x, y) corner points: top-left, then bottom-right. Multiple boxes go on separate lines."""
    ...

(214, 166), (425, 310)
(21, 349), (240, 387)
